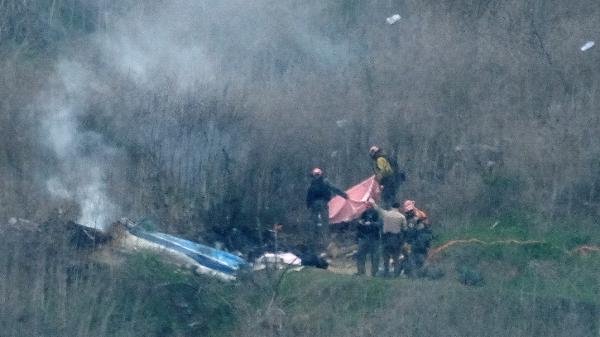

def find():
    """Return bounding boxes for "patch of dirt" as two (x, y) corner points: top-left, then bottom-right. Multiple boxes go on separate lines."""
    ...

(327, 256), (357, 275)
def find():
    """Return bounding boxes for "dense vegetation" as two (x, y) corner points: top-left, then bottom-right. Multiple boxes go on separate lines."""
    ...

(1, 0), (599, 242)
(1, 220), (598, 337)
(0, 1), (599, 336)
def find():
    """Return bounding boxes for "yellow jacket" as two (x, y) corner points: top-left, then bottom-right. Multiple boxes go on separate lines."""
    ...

(374, 157), (393, 181)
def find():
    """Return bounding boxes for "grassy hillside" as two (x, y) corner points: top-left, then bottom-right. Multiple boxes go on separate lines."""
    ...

(1, 1), (599, 335)
(1, 221), (597, 337)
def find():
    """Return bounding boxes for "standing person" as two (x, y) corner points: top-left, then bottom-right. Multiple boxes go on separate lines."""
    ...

(402, 200), (432, 277)
(369, 146), (405, 208)
(369, 200), (407, 277)
(306, 168), (348, 251)
(355, 207), (381, 276)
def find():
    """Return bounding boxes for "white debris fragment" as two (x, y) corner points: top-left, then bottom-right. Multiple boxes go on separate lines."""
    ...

(8, 217), (17, 226)
(213, 241), (224, 250)
(581, 41), (595, 51)
(386, 14), (401, 25)
(335, 119), (348, 128)
(253, 252), (302, 271)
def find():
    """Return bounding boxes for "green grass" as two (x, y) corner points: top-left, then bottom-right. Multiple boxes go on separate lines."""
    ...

(116, 253), (240, 336)
(429, 218), (600, 306)
(504, 254), (600, 304)
(80, 230), (600, 336)
(2, 220), (599, 337)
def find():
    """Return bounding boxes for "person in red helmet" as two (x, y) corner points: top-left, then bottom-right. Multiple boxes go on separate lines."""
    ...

(369, 146), (405, 207)
(306, 168), (348, 251)
(403, 200), (429, 228)
(401, 199), (431, 277)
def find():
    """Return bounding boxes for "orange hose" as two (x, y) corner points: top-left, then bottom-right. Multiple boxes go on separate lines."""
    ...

(427, 239), (544, 260)
(573, 245), (600, 255)
(428, 239), (600, 261)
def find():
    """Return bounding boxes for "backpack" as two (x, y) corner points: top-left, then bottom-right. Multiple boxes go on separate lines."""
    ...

(381, 154), (406, 183)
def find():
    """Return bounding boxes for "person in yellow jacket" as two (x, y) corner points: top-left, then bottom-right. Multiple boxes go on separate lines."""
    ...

(369, 146), (405, 207)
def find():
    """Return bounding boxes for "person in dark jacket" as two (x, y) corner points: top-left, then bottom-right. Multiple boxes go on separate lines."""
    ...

(355, 207), (381, 276)
(306, 167), (348, 250)
(369, 146), (406, 208)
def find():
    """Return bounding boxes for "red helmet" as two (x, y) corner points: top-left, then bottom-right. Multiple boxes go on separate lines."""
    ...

(403, 200), (416, 212)
(369, 145), (381, 157)
(311, 167), (323, 177)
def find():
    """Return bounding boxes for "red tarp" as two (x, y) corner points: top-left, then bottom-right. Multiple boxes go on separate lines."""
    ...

(328, 176), (381, 224)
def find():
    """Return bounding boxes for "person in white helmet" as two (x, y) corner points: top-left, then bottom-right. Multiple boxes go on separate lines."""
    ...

(368, 146), (406, 208)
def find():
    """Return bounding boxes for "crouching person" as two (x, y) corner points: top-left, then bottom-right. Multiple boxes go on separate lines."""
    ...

(369, 200), (406, 277)
(356, 207), (381, 276)
(402, 200), (432, 277)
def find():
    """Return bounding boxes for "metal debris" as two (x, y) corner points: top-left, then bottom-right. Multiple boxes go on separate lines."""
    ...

(581, 41), (595, 51)
(335, 119), (348, 128)
(386, 14), (401, 25)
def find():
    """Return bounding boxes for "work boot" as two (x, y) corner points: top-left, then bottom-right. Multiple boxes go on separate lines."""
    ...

(356, 263), (366, 275)
(382, 262), (390, 278)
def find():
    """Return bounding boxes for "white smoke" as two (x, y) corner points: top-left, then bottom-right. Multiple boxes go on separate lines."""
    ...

(46, 177), (71, 200)
(41, 61), (120, 230)
(39, 1), (352, 229)
(96, 18), (216, 91)
(77, 167), (118, 229)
